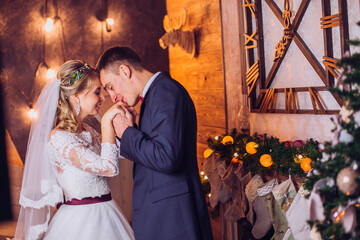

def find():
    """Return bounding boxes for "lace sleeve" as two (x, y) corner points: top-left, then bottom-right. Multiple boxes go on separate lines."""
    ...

(49, 131), (119, 176)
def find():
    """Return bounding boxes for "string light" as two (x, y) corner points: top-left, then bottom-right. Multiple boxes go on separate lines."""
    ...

(105, 18), (114, 32)
(204, 176), (208, 180)
(215, 136), (219, 140)
(45, 18), (54, 31)
(28, 106), (37, 119)
(46, 69), (55, 79)
(208, 193), (211, 198)
(200, 171), (205, 175)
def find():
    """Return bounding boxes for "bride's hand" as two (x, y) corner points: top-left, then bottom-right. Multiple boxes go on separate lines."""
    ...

(102, 103), (126, 123)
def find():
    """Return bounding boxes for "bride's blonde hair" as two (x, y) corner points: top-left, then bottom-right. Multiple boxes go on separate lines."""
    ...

(55, 60), (99, 133)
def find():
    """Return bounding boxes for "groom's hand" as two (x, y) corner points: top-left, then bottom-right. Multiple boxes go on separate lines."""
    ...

(112, 106), (133, 138)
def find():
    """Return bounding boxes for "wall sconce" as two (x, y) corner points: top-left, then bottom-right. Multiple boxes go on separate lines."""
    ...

(105, 18), (114, 32)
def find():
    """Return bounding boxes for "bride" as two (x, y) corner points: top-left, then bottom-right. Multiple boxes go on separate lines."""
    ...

(14, 61), (135, 240)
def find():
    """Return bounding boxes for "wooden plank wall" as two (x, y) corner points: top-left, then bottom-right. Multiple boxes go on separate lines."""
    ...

(5, 130), (24, 221)
(166, 0), (226, 170)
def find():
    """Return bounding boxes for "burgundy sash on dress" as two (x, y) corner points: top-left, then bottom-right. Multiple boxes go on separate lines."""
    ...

(57, 193), (112, 209)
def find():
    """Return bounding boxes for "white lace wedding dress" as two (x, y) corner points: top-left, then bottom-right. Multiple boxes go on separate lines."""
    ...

(43, 124), (135, 240)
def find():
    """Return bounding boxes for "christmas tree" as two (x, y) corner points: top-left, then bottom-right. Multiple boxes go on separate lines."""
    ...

(304, 22), (360, 239)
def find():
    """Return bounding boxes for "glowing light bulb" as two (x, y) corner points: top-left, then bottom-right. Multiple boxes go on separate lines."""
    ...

(45, 18), (54, 31)
(298, 154), (303, 159)
(105, 18), (114, 32)
(29, 108), (37, 118)
(208, 193), (211, 198)
(200, 171), (204, 175)
(215, 136), (219, 140)
(106, 18), (114, 25)
(47, 69), (55, 79)
(204, 176), (208, 180)
(234, 153), (239, 157)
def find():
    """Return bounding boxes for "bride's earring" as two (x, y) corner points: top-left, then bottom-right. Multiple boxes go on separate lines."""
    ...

(76, 99), (80, 116)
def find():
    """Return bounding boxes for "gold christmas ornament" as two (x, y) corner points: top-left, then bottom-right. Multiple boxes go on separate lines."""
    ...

(260, 154), (273, 167)
(222, 135), (234, 144)
(301, 158), (312, 172)
(203, 149), (214, 159)
(246, 142), (258, 154)
(336, 167), (360, 196)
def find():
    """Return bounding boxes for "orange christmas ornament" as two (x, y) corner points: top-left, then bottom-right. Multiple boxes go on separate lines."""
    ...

(260, 154), (273, 167)
(301, 158), (312, 172)
(203, 149), (214, 159)
(222, 136), (234, 144)
(246, 142), (258, 154)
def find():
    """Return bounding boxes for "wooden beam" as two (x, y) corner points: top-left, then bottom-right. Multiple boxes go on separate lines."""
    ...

(321, 0), (334, 86)
(255, 0), (266, 90)
(308, 87), (326, 114)
(338, 0), (350, 57)
(293, 33), (326, 82)
(260, 86), (330, 93)
(220, 0), (247, 131)
(251, 109), (339, 114)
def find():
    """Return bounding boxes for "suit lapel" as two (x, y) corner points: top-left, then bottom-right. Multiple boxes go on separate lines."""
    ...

(138, 72), (169, 128)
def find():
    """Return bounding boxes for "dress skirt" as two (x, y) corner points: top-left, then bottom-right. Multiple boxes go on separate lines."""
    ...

(44, 200), (135, 240)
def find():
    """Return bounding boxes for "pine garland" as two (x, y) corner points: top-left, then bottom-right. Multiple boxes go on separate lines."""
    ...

(204, 129), (321, 177)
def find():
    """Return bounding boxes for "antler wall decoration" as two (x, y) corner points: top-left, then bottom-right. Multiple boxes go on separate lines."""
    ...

(159, 8), (196, 58)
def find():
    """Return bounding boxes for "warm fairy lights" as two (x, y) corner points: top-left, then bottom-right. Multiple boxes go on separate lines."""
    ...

(105, 18), (114, 32)
(28, 108), (37, 119)
(45, 18), (54, 31)
(46, 69), (55, 79)
(106, 18), (114, 25)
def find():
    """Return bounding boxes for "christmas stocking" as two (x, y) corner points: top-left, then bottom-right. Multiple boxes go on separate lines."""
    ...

(308, 179), (327, 222)
(245, 175), (272, 239)
(239, 172), (252, 217)
(217, 161), (232, 204)
(245, 174), (264, 225)
(251, 196), (273, 239)
(258, 179), (288, 240)
(223, 161), (252, 221)
(271, 177), (297, 240)
(222, 162), (242, 221)
(203, 153), (226, 207)
(286, 184), (311, 240)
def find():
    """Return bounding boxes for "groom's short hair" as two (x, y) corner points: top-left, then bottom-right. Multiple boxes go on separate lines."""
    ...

(96, 46), (143, 75)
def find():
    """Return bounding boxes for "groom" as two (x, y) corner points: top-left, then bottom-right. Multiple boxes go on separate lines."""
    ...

(96, 46), (213, 240)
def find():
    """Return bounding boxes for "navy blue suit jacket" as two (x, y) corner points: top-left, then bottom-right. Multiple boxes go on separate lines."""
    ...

(120, 72), (213, 240)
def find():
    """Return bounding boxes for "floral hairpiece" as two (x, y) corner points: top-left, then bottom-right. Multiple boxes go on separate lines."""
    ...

(61, 63), (91, 86)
